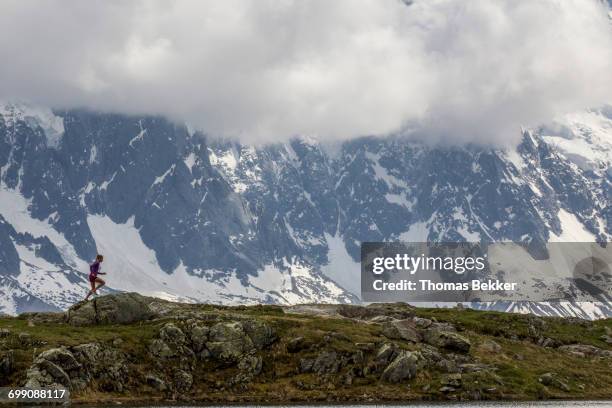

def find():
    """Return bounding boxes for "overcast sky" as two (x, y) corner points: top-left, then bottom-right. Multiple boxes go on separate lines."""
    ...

(1, 0), (611, 145)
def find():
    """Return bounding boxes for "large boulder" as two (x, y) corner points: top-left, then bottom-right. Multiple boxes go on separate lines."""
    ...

(186, 324), (210, 353)
(25, 343), (128, 392)
(312, 351), (340, 374)
(160, 322), (187, 345)
(375, 343), (400, 366)
(299, 350), (343, 375)
(71, 342), (129, 392)
(148, 323), (195, 365)
(65, 301), (97, 326)
(423, 330), (471, 353)
(206, 321), (254, 364)
(26, 360), (71, 389)
(242, 320), (277, 350)
(66, 293), (157, 326)
(381, 351), (420, 383)
(25, 347), (81, 389)
(382, 319), (422, 343)
(38, 348), (81, 371)
(233, 355), (263, 384)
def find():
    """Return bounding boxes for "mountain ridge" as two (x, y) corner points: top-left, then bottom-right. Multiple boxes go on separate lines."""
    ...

(0, 103), (610, 317)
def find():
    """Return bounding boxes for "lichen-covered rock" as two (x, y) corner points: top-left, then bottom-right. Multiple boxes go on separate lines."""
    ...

(537, 337), (557, 348)
(66, 293), (157, 326)
(25, 347), (80, 389)
(206, 321), (254, 364)
(188, 324), (210, 353)
(424, 330), (471, 353)
(239, 355), (263, 376)
(25, 343), (128, 391)
(71, 342), (129, 392)
(299, 350), (343, 375)
(382, 319), (421, 343)
(413, 317), (433, 329)
(160, 323), (187, 345)
(172, 369), (193, 392)
(145, 374), (166, 391)
(299, 358), (314, 373)
(242, 320), (277, 350)
(558, 344), (612, 358)
(381, 351), (420, 383)
(539, 372), (570, 392)
(539, 372), (554, 385)
(39, 348), (82, 371)
(0, 350), (14, 377)
(287, 337), (308, 353)
(375, 343), (400, 366)
(65, 301), (97, 326)
(312, 351), (340, 374)
(149, 339), (175, 358)
(25, 360), (71, 389)
(149, 324), (195, 366)
(419, 344), (458, 372)
(233, 355), (263, 384)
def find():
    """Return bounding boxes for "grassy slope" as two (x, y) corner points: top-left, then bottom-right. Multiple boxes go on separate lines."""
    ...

(0, 304), (611, 403)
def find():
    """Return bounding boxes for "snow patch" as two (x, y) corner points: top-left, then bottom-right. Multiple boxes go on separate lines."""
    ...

(320, 233), (360, 295)
(398, 222), (429, 242)
(549, 208), (597, 242)
(184, 153), (197, 172)
(0, 186), (86, 270)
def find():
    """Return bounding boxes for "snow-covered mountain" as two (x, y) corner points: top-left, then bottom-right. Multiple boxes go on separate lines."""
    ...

(0, 103), (610, 318)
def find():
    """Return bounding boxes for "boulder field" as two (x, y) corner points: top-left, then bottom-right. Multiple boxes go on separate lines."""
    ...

(0, 293), (611, 404)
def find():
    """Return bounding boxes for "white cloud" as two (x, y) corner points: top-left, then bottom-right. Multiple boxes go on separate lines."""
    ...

(0, 0), (611, 145)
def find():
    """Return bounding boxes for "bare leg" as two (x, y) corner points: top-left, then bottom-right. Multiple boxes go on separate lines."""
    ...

(84, 281), (96, 301)
(95, 278), (105, 292)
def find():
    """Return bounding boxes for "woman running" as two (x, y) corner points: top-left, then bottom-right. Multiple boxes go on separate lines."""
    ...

(85, 254), (107, 301)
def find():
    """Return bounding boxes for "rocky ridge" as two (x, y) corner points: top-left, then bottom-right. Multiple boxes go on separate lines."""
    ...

(0, 293), (611, 403)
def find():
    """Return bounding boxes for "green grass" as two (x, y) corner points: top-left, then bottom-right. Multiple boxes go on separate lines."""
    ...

(413, 307), (612, 347)
(1, 305), (611, 403)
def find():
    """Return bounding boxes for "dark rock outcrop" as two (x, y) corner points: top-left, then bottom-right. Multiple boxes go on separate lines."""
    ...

(25, 343), (128, 391)
(206, 321), (255, 364)
(381, 351), (420, 383)
(382, 319), (422, 343)
(423, 329), (471, 353)
(242, 320), (277, 350)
